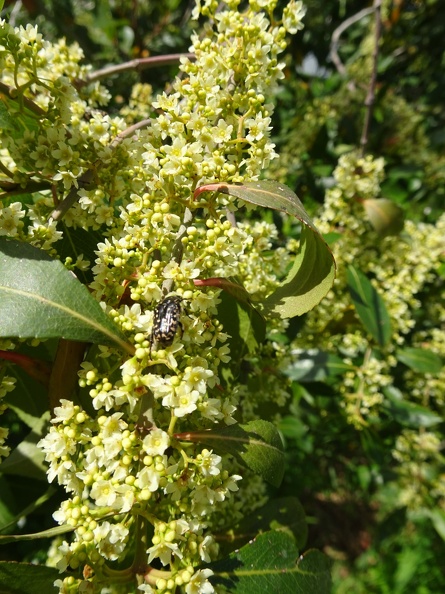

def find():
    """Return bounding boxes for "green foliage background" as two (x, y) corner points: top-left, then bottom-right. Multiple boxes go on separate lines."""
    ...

(1, 0), (444, 592)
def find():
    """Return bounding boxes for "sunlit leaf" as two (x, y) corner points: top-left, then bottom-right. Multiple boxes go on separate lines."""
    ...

(195, 181), (336, 319)
(0, 93), (40, 140)
(0, 239), (134, 354)
(209, 531), (332, 594)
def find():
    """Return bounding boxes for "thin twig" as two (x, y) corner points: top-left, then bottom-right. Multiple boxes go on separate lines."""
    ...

(109, 119), (152, 149)
(0, 179), (53, 200)
(329, 7), (375, 78)
(360, 0), (382, 156)
(74, 53), (196, 89)
(0, 160), (15, 180)
(50, 169), (97, 221)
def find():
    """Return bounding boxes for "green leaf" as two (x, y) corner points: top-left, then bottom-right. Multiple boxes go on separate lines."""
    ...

(0, 561), (59, 593)
(362, 198), (405, 237)
(219, 497), (308, 554)
(0, 477), (16, 532)
(0, 238), (134, 354)
(278, 417), (311, 449)
(5, 362), (50, 428)
(0, 486), (56, 534)
(347, 266), (391, 346)
(384, 387), (442, 428)
(0, 94), (40, 141)
(396, 347), (443, 374)
(262, 225), (335, 319)
(56, 224), (105, 284)
(323, 231), (343, 246)
(178, 420), (285, 487)
(423, 509), (445, 541)
(197, 181), (336, 319)
(216, 290), (266, 382)
(284, 350), (352, 382)
(0, 415), (49, 481)
(209, 531), (332, 594)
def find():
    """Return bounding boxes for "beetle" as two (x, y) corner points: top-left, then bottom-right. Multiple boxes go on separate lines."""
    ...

(149, 295), (183, 354)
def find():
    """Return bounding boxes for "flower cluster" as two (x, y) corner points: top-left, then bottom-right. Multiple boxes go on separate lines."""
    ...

(289, 151), (445, 519)
(294, 151), (445, 426)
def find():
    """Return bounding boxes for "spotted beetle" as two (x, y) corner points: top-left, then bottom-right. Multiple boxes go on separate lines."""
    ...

(149, 295), (183, 354)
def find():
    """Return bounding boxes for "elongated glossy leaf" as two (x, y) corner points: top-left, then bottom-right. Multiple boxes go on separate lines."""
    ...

(0, 561), (59, 593)
(196, 181), (336, 319)
(397, 347), (443, 374)
(209, 531), (331, 594)
(178, 420), (285, 487)
(0, 239), (134, 354)
(285, 350), (352, 382)
(347, 266), (391, 346)
(263, 225), (335, 319)
(384, 387), (442, 428)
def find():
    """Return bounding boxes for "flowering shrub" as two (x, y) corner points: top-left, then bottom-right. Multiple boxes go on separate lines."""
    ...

(0, 1), (334, 593)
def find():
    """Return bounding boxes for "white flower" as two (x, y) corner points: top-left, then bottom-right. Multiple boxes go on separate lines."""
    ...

(138, 585), (155, 593)
(142, 428), (170, 456)
(0, 202), (25, 237)
(136, 465), (162, 493)
(185, 569), (214, 594)
(198, 449), (222, 477)
(282, 0), (306, 34)
(171, 384), (200, 417)
(90, 479), (118, 507)
(51, 399), (77, 423)
(199, 535), (216, 563)
(94, 521), (129, 561)
(183, 366), (214, 394)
